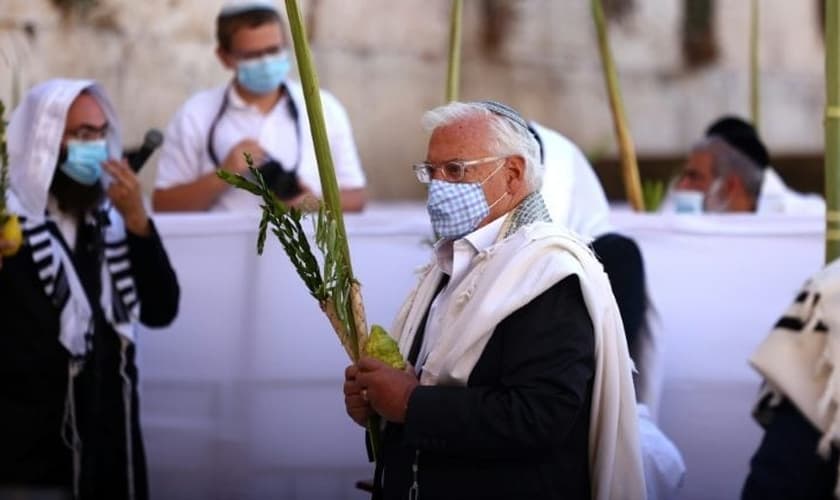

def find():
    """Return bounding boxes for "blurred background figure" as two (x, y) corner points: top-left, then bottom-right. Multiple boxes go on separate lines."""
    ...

(0, 78), (180, 500)
(152, 0), (366, 213)
(531, 121), (612, 238)
(743, 257), (840, 500)
(669, 116), (825, 214)
(592, 233), (686, 500)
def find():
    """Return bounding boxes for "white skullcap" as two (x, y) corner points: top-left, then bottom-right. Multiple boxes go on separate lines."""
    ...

(219, 0), (278, 17)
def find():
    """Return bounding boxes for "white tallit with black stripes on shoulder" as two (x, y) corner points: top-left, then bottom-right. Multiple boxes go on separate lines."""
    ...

(6, 79), (142, 499)
(7, 192), (140, 357)
(6, 78), (139, 358)
(750, 257), (840, 496)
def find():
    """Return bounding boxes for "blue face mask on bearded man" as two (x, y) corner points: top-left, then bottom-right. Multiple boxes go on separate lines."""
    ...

(50, 140), (108, 217)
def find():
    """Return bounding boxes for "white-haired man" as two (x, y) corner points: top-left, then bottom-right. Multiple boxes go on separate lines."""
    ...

(343, 101), (644, 499)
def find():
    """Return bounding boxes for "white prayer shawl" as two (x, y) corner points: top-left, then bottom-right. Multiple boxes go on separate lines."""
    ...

(756, 168), (825, 215)
(750, 257), (840, 496)
(392, 221), (646, 500)
(533, 122), (613, 239)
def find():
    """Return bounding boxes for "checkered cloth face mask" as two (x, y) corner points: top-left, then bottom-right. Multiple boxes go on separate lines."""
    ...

(427, 179), (489, 240)
(426, 179), (507, 240)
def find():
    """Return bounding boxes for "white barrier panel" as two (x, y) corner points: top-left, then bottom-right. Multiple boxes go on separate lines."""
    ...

(139, 204), (825, 500)
(611, 211), (824, 500)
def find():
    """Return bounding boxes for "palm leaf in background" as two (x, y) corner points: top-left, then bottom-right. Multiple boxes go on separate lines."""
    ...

(446, 0), (463, 102)
(825, 0), (840, 263)
(592, 0), (645, 211)
(750, 0), (761, 131)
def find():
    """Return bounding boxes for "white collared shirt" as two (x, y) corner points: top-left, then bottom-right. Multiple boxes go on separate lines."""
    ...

(417, 216), (507, 370)
(155, 80), (366, 211)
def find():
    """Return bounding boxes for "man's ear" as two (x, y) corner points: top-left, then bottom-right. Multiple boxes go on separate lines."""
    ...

(216, 46), (236, 71)
(505, 155), (526, 193)
(726, 173), (746, 196)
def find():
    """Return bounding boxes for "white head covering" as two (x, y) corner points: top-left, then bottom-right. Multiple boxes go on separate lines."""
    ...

(219, 0), (278, 17)
(7, 78), (122, 217)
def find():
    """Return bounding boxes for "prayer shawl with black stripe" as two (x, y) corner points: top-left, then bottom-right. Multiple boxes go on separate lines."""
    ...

(5, 78), (140, 500)
(10, 193), (141, 358)
(750, 257), (840, 496)
(6, 78), (136, 358)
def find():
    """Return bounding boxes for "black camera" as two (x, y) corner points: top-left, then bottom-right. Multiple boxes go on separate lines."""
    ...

(256, 160), (303, 201)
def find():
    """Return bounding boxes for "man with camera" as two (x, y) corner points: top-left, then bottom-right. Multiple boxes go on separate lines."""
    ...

(153, 0), (367, 212)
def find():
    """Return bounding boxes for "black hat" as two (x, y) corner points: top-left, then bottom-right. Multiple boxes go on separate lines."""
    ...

(704, 116), (770, 169)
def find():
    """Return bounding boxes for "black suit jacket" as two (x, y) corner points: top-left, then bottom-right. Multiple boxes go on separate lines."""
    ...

(373, 274), (595, 500)
(0, 219), (179, 499)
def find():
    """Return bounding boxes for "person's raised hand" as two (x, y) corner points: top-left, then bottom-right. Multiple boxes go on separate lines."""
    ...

(104, 159), (150, 236)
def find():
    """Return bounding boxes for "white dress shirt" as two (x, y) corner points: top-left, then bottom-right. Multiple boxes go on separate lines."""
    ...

(155, 80), (365, 211)
(417, 216), (507, 370)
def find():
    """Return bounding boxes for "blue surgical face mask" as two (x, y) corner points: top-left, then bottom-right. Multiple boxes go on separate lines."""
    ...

(60, 139), (108, 186)
(426, 161), (507, 240)
(236, 52), (291, 95)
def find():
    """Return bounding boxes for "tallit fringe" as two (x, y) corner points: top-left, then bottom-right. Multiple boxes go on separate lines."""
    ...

(61, 360), (83, 500)
(118, 336), (136, 500)
(806, 298), (840, 498)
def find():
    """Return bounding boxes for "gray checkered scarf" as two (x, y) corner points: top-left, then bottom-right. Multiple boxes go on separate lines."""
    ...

(502, 191), (553, 238)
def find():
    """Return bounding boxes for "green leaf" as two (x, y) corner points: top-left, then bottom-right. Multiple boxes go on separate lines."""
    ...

(642, 179), (666, 213)
(257, 210), (269, 255)
(216, 169), (263, 196)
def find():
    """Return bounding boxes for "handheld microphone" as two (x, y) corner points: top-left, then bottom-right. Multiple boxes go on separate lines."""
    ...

(126, 129), (164, 173)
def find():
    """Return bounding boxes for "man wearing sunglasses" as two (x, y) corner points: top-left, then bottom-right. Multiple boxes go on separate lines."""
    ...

(343, 101), (645, 499)
(153, 0), (367, 212)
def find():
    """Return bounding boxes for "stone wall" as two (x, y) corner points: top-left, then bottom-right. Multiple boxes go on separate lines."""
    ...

(0, 0), (828, 199)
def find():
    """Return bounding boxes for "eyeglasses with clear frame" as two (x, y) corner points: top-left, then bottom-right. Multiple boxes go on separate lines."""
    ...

(412, 156), (506, 184)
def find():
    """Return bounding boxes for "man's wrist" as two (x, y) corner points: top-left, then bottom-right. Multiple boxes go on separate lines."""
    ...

(125, 213), (151, 236)
(400, 383), (418, 423)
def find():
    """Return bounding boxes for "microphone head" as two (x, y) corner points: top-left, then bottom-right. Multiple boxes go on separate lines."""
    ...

(143, 128), (164, 149)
